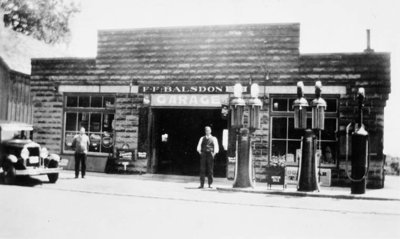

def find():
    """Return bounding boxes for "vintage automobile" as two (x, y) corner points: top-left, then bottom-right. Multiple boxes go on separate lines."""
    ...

(0, 121), (65, 184)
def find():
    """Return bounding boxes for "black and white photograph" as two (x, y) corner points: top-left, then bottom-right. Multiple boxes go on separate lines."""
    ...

(0, 0), (399, 238)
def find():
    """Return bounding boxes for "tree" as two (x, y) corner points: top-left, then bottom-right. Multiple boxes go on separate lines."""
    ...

(0, 0), (80, 44)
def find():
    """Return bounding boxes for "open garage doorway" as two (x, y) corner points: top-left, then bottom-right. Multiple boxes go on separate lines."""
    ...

(152, 108), (228, 177)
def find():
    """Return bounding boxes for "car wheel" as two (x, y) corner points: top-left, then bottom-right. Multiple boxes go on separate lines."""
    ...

(3, 164), (16, 185)
(47, 160), (59, 183)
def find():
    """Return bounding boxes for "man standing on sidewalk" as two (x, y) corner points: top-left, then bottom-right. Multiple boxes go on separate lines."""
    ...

(196, 126), (219, 188)
(72, 127), (90, 179)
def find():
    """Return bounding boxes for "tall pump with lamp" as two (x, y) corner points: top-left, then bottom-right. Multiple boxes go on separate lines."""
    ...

(345, 88), (369, 194)
(230, 83), (262, 188)
(293, 81), (326, 192)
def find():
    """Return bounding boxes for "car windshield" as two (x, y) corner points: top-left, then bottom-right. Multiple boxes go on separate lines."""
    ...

(1, 130), (31, 141)
(12, 131), (29, 140)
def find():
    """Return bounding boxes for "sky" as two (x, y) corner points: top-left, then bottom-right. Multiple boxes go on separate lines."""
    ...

(65, 0), (400, 156)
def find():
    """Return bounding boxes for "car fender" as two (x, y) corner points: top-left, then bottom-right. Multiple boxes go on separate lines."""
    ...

(48, 154), (60, 162)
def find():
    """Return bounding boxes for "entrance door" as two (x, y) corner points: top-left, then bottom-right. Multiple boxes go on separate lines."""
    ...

(153, 108), (227, 177)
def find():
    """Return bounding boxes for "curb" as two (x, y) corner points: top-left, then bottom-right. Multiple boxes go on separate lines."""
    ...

(216, 186), (400, 202)
(59, 171), (400, 202)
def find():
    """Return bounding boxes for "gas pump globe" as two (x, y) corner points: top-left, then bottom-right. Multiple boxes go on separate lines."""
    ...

(230, 83), (245, 128)
(248, 83), (262, 131)
(311, 81), (327, 130)
(292, 81), (308, 129)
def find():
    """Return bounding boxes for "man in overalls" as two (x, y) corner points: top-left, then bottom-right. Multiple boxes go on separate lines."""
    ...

(196, 126), (219, 188)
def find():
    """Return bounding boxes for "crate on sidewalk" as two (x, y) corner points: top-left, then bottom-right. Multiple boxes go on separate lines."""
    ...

(265, 166), (286, 189)
(105, 148), (140, 174)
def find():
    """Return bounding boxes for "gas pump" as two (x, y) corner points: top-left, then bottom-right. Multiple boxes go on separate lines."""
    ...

(230, 83), (262, 188)
(293, 81), (326, 192)
(311, 81), (327, 189)
(345, 88), (369, 194)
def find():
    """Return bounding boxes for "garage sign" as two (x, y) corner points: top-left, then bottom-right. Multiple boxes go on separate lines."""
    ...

(150, 94), (229, 107)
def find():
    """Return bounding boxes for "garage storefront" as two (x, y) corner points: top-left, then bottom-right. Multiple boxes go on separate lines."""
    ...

(30, 23), (390, 188)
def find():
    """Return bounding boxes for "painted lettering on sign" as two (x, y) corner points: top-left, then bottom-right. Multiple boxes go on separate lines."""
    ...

(140, 86), (225, 94)
(151, 94), (229, 107)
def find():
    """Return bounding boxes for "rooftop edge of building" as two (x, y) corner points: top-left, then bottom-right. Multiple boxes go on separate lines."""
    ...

(97, 22), (301, 34)
(30, 51), (390, 64)
(31, 57), (96, 62)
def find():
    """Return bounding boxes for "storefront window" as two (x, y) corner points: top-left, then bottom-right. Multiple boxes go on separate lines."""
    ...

(64, 95), (115, 154)
(78, 96), (90, 107)
(270, 97), (338, 166)
(66, 96), (78, 107)
(91, 96), (103, 108)
(272, 99), (289, 112)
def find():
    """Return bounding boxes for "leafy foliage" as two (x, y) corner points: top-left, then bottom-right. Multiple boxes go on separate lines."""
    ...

(1, 0), (80, 44)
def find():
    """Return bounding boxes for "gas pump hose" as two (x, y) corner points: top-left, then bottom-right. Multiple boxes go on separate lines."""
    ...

(296, 137), (303, 190)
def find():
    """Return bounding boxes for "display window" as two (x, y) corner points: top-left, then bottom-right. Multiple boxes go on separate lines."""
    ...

(270, 96), (338, 166)
(63, 95), (115, 154)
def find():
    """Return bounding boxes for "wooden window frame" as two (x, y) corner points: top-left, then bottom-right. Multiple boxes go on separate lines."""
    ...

(62, 93), (116, 156)
(269, 95), (339, 168)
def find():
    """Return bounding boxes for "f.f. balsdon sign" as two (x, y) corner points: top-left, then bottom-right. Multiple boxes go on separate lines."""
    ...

(140, 86), (226, 94)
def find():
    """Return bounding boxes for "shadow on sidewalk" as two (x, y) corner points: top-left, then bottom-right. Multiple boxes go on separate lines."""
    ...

(0, 175), (43, 187)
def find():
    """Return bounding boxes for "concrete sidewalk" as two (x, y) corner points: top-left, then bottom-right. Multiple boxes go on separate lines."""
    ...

(217, 177), (400, 202)
(63, 170), (400, 201)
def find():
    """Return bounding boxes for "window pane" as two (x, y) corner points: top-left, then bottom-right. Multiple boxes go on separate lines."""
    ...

(64, 132), (76, 151)
(320, 142), (337, 164)
(272, 117), (287, 139)
(321, 118), (337, 140)
(307, 101), (312, 112)
(325, 99), (337, 112)
(79, 96), (90, 107)
(102, 114), (114, 132)
(65, 113), (77, 131)
(104, 96), (115, 108)
(272, 99), (288, 111)
(89, 133), (101, 152)
(78, 113), (89, 131)
(287, 140), (301, 163)
(90, 113), (102, 132)
(307, 118), (312, 129)
(288, 118), (302, 139)
(288, 99), (295, 112)
(66, 96), (78, 107)
(271, 140), (286, 157)
(91, 96), (103, 108)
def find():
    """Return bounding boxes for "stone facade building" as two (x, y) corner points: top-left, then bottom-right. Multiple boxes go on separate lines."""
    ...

(30, 23), (390, 188)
